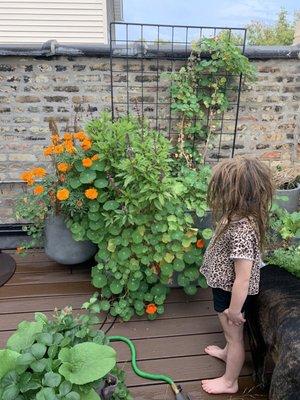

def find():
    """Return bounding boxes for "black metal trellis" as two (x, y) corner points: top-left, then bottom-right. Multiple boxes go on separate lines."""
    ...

(110, 22), (247, 160)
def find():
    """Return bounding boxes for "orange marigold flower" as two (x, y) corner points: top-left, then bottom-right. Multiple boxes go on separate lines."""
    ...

(51, 134), (60, 145)
(74, 131), (87, 141)
(53, 144), (64, 154)
(57, 162), (69, 173)
(63, 133), (73, 141)
(32, 167), (46, 178)
(91, 154), (99, 161)
(196, 239), (205, 249)
(82, 158), (93, 168)
(20, 171), (35, 185)
(33, 185), (44, 195)
(81, 139), (92, 151)
(65, 143), (76, 154)
(56, 188), (70, 201)
(84, 188), (98, 200)
(16, 246), (25, 254)
(145, 303), (157, 315)
(43, 146), (53, 156)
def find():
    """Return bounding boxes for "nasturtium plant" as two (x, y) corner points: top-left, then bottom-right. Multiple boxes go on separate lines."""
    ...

(0, 308), (132, 400)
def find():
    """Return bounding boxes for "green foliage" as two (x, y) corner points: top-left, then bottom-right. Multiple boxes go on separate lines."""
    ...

(70, 114), (209, 321)
(167, 36), (255, 168)
(267, 246), (300, 278)
(0, 308), (131, 400)
(247, 9), (296, 46)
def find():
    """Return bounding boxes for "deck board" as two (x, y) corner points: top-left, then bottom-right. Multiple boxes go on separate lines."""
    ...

(0, 251), (267, 399)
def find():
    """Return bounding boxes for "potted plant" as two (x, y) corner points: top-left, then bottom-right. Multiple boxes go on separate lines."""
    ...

(0, 306), (132, 400)
(273, 165), (300, 212)
(15, 120), (97, 264)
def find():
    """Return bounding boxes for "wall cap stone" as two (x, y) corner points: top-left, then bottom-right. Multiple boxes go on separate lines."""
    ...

(0, 41), (299, 60)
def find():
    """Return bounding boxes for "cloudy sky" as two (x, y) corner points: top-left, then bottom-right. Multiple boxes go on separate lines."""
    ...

(123, 0), (299, 28)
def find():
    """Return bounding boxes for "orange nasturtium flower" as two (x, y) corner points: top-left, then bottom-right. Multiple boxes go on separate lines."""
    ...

(32, 167), (46, 178)
(56, 188), (70, 201)
(20, 171), (35, 185)
(84, 188), (98, 200)
(16, 246), (25, 254)
(91, 154), (99, 161)
(82, 158), (93, 168)
(57, 162), (69, 173)
(33, 185), (44, 195)
(196, 239), (205, 249)
(74, 131), (86, 141)
(81, 139), (92, 151)
(145, 303), (157, 315)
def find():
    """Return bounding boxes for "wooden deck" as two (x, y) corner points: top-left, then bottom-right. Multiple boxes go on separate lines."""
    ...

(0, 250), (267, 400)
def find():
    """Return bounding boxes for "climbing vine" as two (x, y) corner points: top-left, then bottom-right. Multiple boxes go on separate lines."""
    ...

(169, 36), (256, 166)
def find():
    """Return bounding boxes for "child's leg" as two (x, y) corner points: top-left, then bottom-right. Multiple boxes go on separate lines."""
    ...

(204, 343), (228, 362)
(201, 312), (244, 394)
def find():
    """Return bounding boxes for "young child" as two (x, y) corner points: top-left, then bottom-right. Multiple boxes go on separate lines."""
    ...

(200, 156), (273, 395)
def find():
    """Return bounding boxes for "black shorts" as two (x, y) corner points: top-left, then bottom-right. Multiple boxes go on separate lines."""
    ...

(212, 287), (254, 313)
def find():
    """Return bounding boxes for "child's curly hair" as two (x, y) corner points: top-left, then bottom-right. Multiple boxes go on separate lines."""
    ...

(207, 156), (274, 247)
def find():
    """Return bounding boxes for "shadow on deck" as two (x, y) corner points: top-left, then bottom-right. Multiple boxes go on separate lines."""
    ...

(0, 250), (267, 400)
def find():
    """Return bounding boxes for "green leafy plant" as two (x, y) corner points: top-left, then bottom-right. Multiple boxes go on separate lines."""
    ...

(247, 9), (297, 46)
(73, 113), (210, 320)
(0, 307), (132, 400)
(167, 36), (255, 167)
(267, 246), (300, 278)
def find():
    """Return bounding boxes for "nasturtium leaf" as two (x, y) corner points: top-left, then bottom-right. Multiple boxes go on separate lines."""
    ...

(183, 252), (196, 265)
(69, 177), (81, 189)
(118, 247), (131, 261)
(43, 372), (61, 388)
(202, 228), (213, 240)
(65, 392), (80, 400)
(173, 258), (185, 272)
(36, 387), (56, 400)
(79, 170), (96, 184)
(184, 285), (198, 295)
(7, 320), (43, 352)
(198, 274), (208, 288)
(182, 238), (192, 248)
(59, 381), (72, 396)
(132, 231), (143, 244)
(58, 342), (116, 384)
(109, 280), (123, 295)
(94, 178), (108, 189)
(92, 273), (107, 288)
(107, 239), (116, 253)
(2, 384), (19, 400)
(164, 253), (174, 263)
(103, 200), (119, 211)
(36, 333), (53, 347)
(0, 350), (20, 380)
(16, 352), (36, 366)
(91, 160), (105, 171)
(31, 343), (47, 359)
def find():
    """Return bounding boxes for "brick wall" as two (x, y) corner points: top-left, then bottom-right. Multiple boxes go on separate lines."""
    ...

(0, 53), (299, 223)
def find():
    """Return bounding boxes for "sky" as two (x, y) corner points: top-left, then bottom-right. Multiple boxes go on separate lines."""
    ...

(123, 0), (299, 28)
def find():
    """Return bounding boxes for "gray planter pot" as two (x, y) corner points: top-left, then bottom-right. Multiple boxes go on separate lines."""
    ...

(275, 184), (300, 213)
(44, 214), (97, 265)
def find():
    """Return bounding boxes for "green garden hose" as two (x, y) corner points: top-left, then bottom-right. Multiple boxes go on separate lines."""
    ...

(109, 335), (191, 399)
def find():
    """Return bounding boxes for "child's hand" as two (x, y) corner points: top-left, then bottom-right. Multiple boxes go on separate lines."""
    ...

(224, 308), (246, 326)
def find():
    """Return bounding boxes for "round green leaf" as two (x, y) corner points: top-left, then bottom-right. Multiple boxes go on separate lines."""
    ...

(79, 170), (96, 184)
(103, 200), (119, 211)
(43, 372), (62, 388)
(202, 228), (213, 240)
(0, 350), (20, 380)
(58, 342), (116, 384)
(31, 343), (47, 359)
(7, 320), (43, 352)
(94, 178), (108, 189)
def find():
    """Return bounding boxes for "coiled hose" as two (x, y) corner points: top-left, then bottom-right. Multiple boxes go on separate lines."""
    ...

(109, 335), (190, 399)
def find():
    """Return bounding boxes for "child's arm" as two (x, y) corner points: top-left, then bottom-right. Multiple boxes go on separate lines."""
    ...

(224, 259), (252, 326)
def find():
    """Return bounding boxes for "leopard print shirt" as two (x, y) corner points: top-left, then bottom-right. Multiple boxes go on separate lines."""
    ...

(200, 219), (261, 295)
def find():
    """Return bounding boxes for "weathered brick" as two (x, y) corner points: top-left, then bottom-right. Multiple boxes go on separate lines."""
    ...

(44, 96), (68, 102)
(16, 95), (40, 103)
(54, 86), (80, 92)
(9, 154), (37, 162)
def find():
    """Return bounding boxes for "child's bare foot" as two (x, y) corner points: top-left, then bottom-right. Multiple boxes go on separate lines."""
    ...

(201, 376), (238, 394)
(204, 345), (227, 362)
